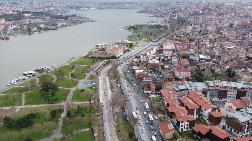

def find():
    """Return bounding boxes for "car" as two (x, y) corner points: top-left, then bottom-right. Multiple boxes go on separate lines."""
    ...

(138, 116), (142, 120)
(136, 110), (140, 114)
(140, 100), (144, 103)
(143, 111), (147, 116)
(154, 116), (158, 120)
(146, 120), (149, 124)
(153, 132), (157, 136)
(151, 135), (156, 141)
(142, 129), (145, 133)
(139, 122), (143, 126)
(150, 126), (154, 130)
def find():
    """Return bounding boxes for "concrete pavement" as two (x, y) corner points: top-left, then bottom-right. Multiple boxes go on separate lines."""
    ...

(99, 65), (119, 141)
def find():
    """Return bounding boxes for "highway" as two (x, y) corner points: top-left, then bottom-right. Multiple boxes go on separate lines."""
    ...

(118, 65), (151, 141)
(117, 37), (166, 141)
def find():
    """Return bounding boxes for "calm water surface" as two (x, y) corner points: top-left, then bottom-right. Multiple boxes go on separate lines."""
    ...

(0, 9), (155, 90)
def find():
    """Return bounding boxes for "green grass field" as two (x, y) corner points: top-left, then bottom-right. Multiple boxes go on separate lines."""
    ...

(3, 87), (29, 94)
(71, 66), (88, 80)
(38, 74), (54, 84)
(71, 57), (96, 66)
(53, 65), (74, 78)
(123, 118), (137, 141)
(178, 131), (201, 141)
(55, 130), (93, 141)
(0, 110), (59, 141)
(26, 88), (69, 105)
(56, 77), (78, 88)
(62, 106), (91, 134)
(72, 89), (93, 102)
(0, 94), (22, 107)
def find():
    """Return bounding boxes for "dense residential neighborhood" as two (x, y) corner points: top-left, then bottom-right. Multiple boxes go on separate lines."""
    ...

(0, 1), (95, 39)
(119, 1), (252, 141)
(0, 0), (252, 141)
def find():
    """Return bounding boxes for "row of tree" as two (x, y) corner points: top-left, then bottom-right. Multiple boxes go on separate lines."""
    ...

(3, 113), (37, 129)
(192, 67), (236, 82)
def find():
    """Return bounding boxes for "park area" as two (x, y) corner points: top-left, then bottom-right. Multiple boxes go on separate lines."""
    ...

(0, 57), (100, 141)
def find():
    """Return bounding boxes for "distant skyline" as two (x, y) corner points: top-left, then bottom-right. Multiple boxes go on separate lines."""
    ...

(1, 0), (251, 2)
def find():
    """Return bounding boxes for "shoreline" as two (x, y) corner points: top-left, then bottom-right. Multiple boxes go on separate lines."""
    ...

(0, 54), (86, 93)
(0, 9), (155, 92)
(1, 20), (95, 41)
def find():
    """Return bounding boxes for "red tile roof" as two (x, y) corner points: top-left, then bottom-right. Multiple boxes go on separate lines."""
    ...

(180, 96), (199, 109)
(231, 99), (247, 109)
(188, 91), (213, 110)
(162, 80), (169, 89)
(175, 67), (191, 73)
(160, 89), (170, 98)
(181, 59), (189, 66)
(159, 121), (174, 134)
(167, 103), (188, 116)
(188, 91), (202, 101)
(176, 114), (196, 122)
(192, 124), (210, 135)
(160, 89), (175, 98)
(235, 136), (252, 141)
(210, 126), (230, 139)
(201, 102), (213, 110)
(164, 97), (176, 105)
(150, 82), (155, 92)
(210, 111), (222, 118)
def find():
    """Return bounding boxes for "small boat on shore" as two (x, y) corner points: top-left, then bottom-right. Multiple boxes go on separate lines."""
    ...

(6, 65), (54, 87)
(6, 78), (21, 86)
(23, 71), (36, 76)
(0, 35), (9, 40)
(34, 66), (52, 72)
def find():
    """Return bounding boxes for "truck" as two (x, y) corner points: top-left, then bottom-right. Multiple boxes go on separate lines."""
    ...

(145, 102), (149, 111)
(132, 112), (138, 119)
(151, 135), (156, 141)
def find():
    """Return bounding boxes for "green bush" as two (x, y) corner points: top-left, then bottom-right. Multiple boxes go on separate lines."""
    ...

(3, 113), (37, 129)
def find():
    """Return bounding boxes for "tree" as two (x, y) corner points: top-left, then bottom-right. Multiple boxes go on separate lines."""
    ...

(193, 68), (205, 82)
(3, 116), (13, 128)
(129, 132), (134, 139)
(226, 68), (236, 78)
(56, 70), (65, 78)
(111, 92), (126, 110)
(3, 113), (37, 129)
(67, 110), (72, 119)
(155, 82), (162, 92)
(50, 110), (57, 119)
(24, 138), (33, 141)
(203, 68), (212, 79)
(40, 81), (58, 103)
(77, 105), (81, 115)
(39, 75), (51, 84)
(16, 113), (36, 128)
(41, 81), (58, 92)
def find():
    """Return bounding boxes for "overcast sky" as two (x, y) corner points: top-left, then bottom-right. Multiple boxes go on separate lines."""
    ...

(1, 0), (249, 3)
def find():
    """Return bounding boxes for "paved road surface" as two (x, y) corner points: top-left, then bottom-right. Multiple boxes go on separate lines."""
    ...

(99, 65), (119, 141)
(117, 38), (167, 141)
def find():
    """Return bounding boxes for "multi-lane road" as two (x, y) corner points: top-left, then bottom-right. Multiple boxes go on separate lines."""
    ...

(99, 36), (167, 141)
(118, 65), (152, 141)
(117, 38), (167, 141)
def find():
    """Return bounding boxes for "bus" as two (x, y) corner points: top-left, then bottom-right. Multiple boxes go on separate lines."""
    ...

(149, 114), (153, 124)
